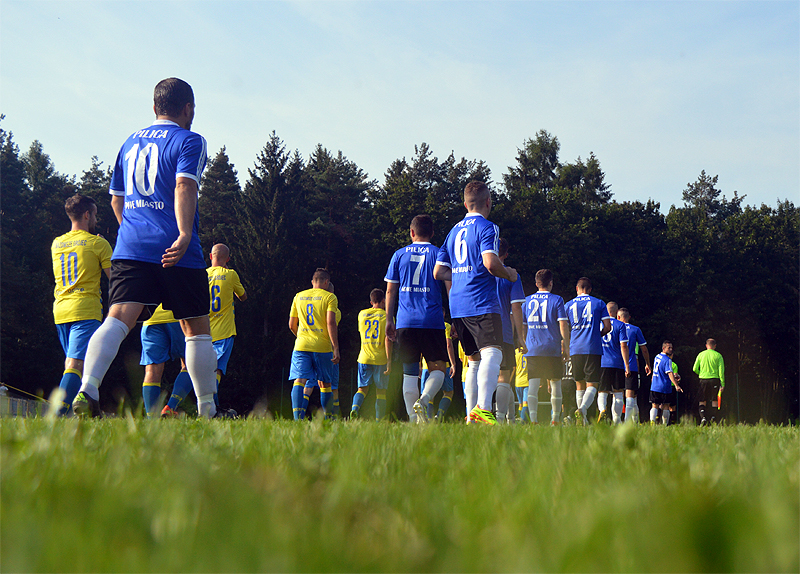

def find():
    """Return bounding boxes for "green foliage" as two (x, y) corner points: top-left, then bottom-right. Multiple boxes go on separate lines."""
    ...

(2, 419), (798, 572)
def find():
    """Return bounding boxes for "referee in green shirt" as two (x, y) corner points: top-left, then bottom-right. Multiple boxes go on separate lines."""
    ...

(693, 338), (725, 425)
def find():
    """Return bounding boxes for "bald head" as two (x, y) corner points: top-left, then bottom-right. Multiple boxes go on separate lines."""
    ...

(706, 338), (716, 349)
(210, 244), (230, 267)
(607, 301), (619, 317)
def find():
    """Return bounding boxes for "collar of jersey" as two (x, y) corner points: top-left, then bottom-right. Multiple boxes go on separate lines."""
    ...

(465, 213), (486, 219)
(412, 241), (432, 245)
(152, 119), (180, 127)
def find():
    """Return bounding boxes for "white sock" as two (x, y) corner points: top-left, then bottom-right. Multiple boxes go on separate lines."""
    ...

(495, 383), (512, 422)
(80, 317), (130, 399)
(477, 347), (502, 410)
(465, 360), (479, 413)
(650, 407), (658, 423)
(598, 391), (609, 413)
(576, 389), (585, 413)
(420, 370), (444, 404)
(663, 409), (671, 426)
(580, 386), (598, 414)
(612, 392), (624, 423)
(185, 334), (218, 418)
(550, 380), (562, 423)
(198, 394), (216, 418)
(403, 374), (420, 419)
(625, 397), (638, 424)
(528, 385), (539, 423)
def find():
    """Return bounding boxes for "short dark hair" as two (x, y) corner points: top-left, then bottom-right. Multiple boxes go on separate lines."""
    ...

(64, 194), (96, 221)
(410, 215), (434, 240)
(662, 340), (673, 349)
(312, 268), (330, 283)
(706, 338), (716, 346)
(535, 269), (553, 287)
(154, 78), (194, 117)
(464, 181), (490, 208)
(370, 288), (385, 304)
(497, 237), (509, 258)
(576, 277), (592, 291)
(618, 307), (631, 321)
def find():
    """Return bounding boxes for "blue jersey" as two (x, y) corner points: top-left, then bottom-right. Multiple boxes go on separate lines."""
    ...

(651, 352), (674, 393)
(384, 242), (444, 329)
(496, 274), (525, 344)
(523, 291), (568, 357)
(437, 213), (501, 318)
(601, 318), (629, 369)
(623, 324), (647, 372)
(565, 294), (610, 356)
(109, 120), (207, 269)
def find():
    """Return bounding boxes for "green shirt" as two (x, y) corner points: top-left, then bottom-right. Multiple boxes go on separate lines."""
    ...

(693, 349), (725, 385)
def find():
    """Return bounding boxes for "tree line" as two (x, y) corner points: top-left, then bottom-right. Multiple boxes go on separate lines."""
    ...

(1, 120), (797, 422)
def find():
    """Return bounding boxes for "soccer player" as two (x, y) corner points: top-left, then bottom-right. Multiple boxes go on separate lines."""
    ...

(351, 288), (392, 420)
(494, 238), (526, 423)
(693, 338), (725, 425)
(72, 78), (218, 418)
(434, 181), (519, 425)
(650, 340), (683, 425)
(385, 214), (448, 424)
(419, 318), (457, 421)
(616, 307), (651, 424)
(51, 194), (112, 415)
(208, 243), (247, 413)
(598, 301), (630, 424)
(523, 269), (571, 425)
(565, 277), (611, 425)
(514, 349), (530, 423)
(288, 268), (340, 420)
(139, 305), (193, 417)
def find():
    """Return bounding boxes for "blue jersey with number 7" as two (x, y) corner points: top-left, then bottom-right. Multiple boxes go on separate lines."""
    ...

(109, 119), (207, 269)
(385, 242), (444, 329)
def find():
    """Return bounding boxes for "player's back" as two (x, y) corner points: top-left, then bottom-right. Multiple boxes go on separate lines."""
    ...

(208, 266), (245, 341)
(601, 318), (628, 368)
(496, 275), (525, 345)
(357, 307), (387, 365)
(110, 120), (207, 268)
(439, 213), (500, 318)
(566, 294), (608, 355)
(651, 352), (673, 393)
(291, 287), (338, 353)
(385, 242), (444, 329)
(51, 229), (112, 323)
(524, 291), (567, 357)
(624, 324), (645, 371)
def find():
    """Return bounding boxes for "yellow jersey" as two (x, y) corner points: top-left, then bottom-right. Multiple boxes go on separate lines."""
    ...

(290, 288), (339, 353)
(208, 266), (245, 342)
(51, 229), (112, 324)
(422, 322), (453, 369)
(515, 348), (529, 388)
(357, 307), (387, 365)
(143, 304), (177, 326)
(458, 341), (468, 383)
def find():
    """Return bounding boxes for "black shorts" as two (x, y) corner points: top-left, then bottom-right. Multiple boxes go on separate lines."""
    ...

(500, 342), (515, 371)
(600, 367), (626, 392)
(395, 328), (448, 365)
(624, 371), (640, 392)
(650, 390), (670, 406)
(527, 356), (563, 381)
(453, 314), (504, 357)
(109, 259), (210, 321)
(698, 378), (721, 403)
(570, 354), (601, 384)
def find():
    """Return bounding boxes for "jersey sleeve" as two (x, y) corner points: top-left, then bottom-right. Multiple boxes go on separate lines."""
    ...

(510, 277), (525, 303)
(289, 295), (299, 318)
(618, 323), (629, 343)
(231, 270), (245, 297)
(325, 293), (340, 315)
(384, 251), (400, 283)
(555, 296), (568, 321)
(479, 223), (499, 256)
(436, 241), (451, 268)
(109, 146), (126, 196)
(96, 237), (113, 269)
(176, 133), (208, 184)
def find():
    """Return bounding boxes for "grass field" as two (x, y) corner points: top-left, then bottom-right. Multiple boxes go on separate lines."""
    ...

(1, 416), (797, 573)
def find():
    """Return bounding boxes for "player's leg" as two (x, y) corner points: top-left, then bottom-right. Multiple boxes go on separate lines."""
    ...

(351, 363), (371, 418)
(625, 371), (640, 424)
(181, 315), (217, 418)
(472, 316), (503, 421)
(375, 369), (389, 421)
(331, 365), (340, 419)
(142, 363), (165, 417)
(164, 358), (193, 416)
(516, 385), (529, 423)
(395, 329), (422, 423)
(611, 371), (625, 424)
(57, 319), (100, 415)
(211, 337), (234, 409)
(527, 378), (541, 424)
(495, 344), (515, 423)
(289, 350), (310, 420)
(312, 352), (336, 418)
(418, 362), (446, 423)
(577, 356), (600, 424)
(549, 379), (562, 424)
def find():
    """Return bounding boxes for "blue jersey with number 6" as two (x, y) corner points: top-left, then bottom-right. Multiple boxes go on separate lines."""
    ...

(109, 119), (207, 269)
(385, 242), (444, 329)
(524, 291), (568, 357)
(565, 294), (610, 355)
(437, 213), (501, 318)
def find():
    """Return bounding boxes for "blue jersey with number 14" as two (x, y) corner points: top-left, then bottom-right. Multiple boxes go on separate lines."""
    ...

(385, 242), (444, 329)
(109, 120), (207, 269)
(565, 294), (610, 356)
(437, 213), (501, 318)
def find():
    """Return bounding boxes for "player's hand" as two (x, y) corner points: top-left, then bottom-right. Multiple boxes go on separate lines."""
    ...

(449, 365), (455, 379)
(384, 363), (391, 375)
(386, 321), (396, 342)
(645, 365), (652, 376)
(162, 233), (191, 268)
(518, 342), (528, 355)
(676, 385), (683, 393)
(332, 348), (340, 365)
(625, 368), (631, 377)
(674, 374), (681, 383)
(506, 266), (518, 283)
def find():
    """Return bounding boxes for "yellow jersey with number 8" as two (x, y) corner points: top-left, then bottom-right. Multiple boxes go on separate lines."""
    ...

(290, 288), (339, 353)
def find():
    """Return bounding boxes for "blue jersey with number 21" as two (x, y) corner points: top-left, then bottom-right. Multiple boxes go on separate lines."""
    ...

(437, 213), (501, 318)
(109, 120), (207, 269)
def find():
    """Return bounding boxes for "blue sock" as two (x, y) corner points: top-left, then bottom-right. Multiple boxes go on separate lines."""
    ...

(291, 383), (306, 420)
(320, 387), (333, 418)
(167, 370), (193, 410)
(142, 383), (161, 417)
(428, 399), (435, 419)
(58, 369), (82, 415)
(333, 395), (340, 418)
(376, 390), (386, 420)
(213, 372), (221, 406)
(437, 395), (452, 419)
(517, 387), (530, 422)
(352, 388), (367, 412)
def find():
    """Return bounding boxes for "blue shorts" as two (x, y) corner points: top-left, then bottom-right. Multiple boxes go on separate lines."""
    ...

(290, 350), (335, 386)
(140, 322), (185, 365)
(305, 363), (339, 390)
(421, 368), (454, 393)
(56, 320), (101, 360)
(358, 363), (388, 390)
(213, 336), (234, 374)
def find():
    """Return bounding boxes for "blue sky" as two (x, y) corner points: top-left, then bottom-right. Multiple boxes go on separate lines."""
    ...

(2, 1), (797, 210)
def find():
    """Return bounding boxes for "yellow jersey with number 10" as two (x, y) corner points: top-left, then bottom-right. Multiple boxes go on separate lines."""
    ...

(51, 229), (112, 324)
(208, 266), (245, 342)
(290, 288), (339, 353)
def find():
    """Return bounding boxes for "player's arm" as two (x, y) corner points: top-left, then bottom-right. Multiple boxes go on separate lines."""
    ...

(641, 344), (652, 375)
(692, 354), (702, 376)
(600, 317), (612, 337)
(288, 316), (298, 337)
(433, 263), (451, 281)
(559, 319), (571, 358)
(621, 341), (631, 376)
(327, 310), (340, 364)
(162, 177), (198, 268)
(511, 301), (527, 354)
(483, 253), (517, 282)
(719, 356), (725, 387)
(111, 194), (124, 225)
(385, 281), (399, 341)
(447, 333), (456, 378)
(668, 370), (683, 392)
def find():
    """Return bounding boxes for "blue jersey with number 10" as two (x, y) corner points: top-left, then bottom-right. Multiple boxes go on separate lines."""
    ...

(565, 294), (610, 356)
(384, 242), (444, 329)
(437, 213), (501, 318)
(109, 120), (207, 269)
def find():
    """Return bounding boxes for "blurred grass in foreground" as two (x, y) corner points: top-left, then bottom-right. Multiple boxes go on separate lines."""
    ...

(1, 418), (797, 572)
